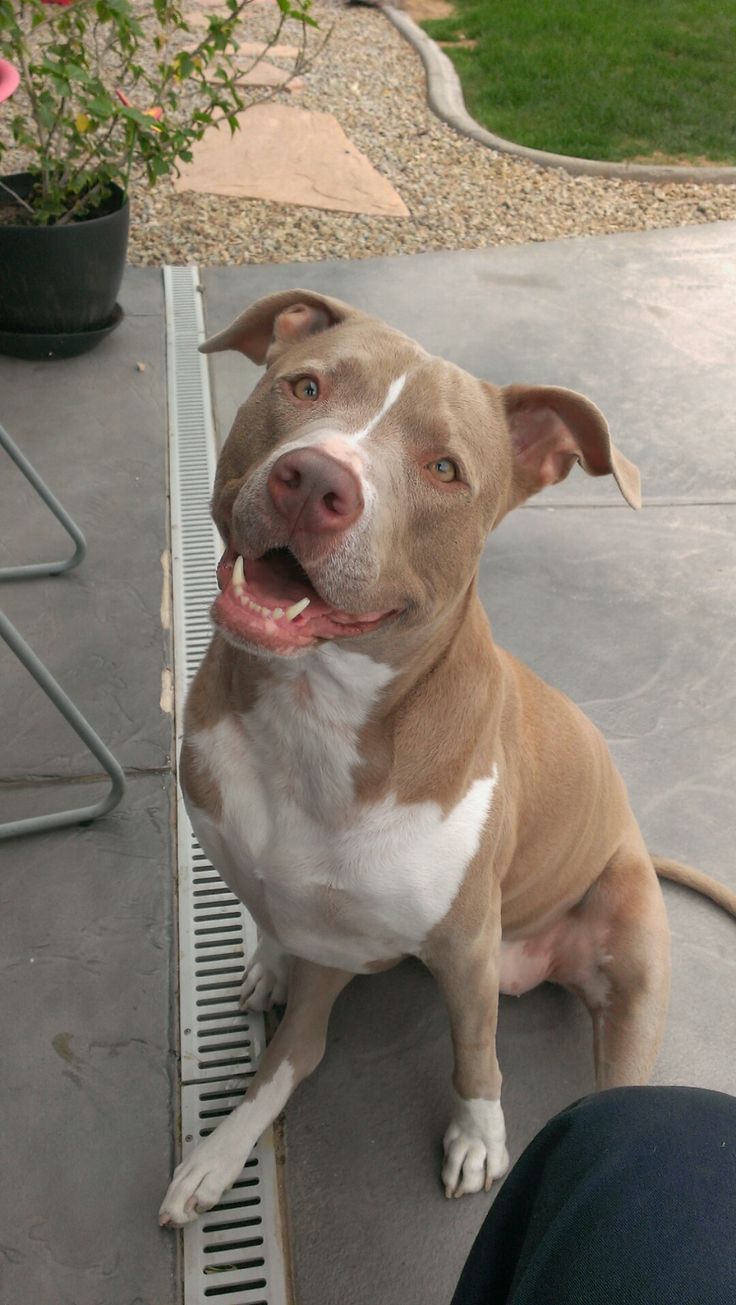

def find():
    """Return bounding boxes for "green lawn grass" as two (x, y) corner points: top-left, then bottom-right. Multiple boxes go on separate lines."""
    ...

(422, 0), (736, 163)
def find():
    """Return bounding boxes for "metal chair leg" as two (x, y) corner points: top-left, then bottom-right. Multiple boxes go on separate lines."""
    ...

(0, 423), (86, 579)
(0, 611), (127, 840)
(1, 426), (126, 837)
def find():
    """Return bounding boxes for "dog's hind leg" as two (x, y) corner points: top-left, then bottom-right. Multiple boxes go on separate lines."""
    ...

(568, 844), (671, 1089)
(159, 958), (352, 1227)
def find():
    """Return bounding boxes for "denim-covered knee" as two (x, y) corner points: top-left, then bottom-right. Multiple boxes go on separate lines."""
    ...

(560, 1084), (736, 1152)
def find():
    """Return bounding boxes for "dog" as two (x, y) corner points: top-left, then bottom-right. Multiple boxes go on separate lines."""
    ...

(159, 289), (735, 1227)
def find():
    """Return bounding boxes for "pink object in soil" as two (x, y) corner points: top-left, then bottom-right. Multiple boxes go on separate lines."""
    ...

(0, 59), (20, 104)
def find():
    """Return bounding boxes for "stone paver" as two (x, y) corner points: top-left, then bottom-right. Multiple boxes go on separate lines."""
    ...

(174, 103), (410, 215)
(176, 0), (414, 215)
(182, 40), (304, 88)
(237, 40), (301, 58)
(186, 0), (275, 21)
(188, 0), (277, 11)
(233, 58), (304, 89)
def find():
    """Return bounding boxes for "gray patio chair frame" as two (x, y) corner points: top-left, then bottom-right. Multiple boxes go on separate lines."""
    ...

(0, 423), (126, 840)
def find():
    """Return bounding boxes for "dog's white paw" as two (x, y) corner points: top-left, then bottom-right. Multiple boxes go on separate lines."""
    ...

(159, 1129), (245, 1227)
(442, 1095), (509, 1198)
(240, 936), (290, 1012)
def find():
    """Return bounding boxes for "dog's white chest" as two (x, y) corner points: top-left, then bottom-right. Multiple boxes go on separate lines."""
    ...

(186, 648), (498, 971)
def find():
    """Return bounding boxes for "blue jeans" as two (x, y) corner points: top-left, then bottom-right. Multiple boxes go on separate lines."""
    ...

(452, 1086), (736, 1305)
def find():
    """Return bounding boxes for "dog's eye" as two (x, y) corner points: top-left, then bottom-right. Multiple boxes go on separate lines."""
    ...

(292, 376), (320, 401)
(427, 458), (458, 483)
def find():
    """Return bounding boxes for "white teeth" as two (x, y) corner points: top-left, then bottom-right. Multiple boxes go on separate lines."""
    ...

(239, 593), (266, 614)
(230, 555), (309, 623)
(284, 597), (310, 622)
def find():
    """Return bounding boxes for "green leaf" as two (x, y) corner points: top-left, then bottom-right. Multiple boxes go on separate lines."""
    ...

(87, 97), (115, 120)
(174, 50), (194, 78)
(61, 62), (94, 85)
(37, 100), (57, 130)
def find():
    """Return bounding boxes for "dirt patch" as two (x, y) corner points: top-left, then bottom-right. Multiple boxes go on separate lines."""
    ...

(626, 149), (732, 168)
(438, 37), (477, 48)
(402, 0), (455, 22)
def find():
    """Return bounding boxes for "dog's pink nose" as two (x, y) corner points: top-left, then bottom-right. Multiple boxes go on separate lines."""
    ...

(267, 448), (364, 534)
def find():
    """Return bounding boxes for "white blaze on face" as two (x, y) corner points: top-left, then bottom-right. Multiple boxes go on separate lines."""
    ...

(241, 371), (410, 527)
(351, 373), (407, 443)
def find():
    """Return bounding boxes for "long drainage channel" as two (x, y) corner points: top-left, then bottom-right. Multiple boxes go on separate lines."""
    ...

(165, 266), (290, 1305)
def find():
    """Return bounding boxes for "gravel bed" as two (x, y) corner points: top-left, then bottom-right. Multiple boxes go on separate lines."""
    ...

(6, 0), (736, 264)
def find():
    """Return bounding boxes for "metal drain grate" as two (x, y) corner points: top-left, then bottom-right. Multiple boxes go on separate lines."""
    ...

(165, 266), (288, 1305)
(178, 842), (262, 1085)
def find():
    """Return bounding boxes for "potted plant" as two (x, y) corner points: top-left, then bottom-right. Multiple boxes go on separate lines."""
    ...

(0, 0), (314, 358)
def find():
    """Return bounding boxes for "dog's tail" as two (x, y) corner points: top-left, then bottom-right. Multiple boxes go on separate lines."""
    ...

(652, 855), (736, 920)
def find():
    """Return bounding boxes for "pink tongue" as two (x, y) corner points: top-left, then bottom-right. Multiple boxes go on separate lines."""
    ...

(329, 609), (386, 625)
(245, 555), (322, 610)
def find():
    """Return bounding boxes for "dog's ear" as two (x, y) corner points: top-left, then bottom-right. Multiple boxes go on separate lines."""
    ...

(199, 289), (361, 366)
(502, 384), (641, 509)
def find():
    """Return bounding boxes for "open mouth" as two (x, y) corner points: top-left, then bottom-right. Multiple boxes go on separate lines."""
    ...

(212, 545), (397, 654)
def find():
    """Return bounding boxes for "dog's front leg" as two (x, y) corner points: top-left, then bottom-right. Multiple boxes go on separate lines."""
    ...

(426, 903), (509, 1198)
(159, 958), (352, 1227)
(240, 931), (291, 1011)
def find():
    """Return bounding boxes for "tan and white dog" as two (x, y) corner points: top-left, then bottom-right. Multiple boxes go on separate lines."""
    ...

(159, 290), (735, 1228)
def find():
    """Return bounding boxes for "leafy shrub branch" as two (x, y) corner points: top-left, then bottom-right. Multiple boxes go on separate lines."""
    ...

(0, 0), (317, 223)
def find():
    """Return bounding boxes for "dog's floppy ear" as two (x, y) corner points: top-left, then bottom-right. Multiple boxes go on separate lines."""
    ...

(199, 289), (361, 366)
(502, 384), (641, 509)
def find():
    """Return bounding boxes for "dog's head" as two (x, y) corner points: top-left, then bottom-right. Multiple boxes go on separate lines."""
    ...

(204, 290), (640, 659)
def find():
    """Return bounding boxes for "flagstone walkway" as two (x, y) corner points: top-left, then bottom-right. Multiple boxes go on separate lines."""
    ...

(174, 102), (409, 215)
(175, 0), (410, 216)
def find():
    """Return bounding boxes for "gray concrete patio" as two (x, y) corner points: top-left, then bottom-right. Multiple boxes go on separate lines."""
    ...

(1, 221), (734, 1305)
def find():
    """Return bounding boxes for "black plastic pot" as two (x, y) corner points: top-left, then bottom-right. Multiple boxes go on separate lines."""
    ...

(0, 172), (129, 358)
